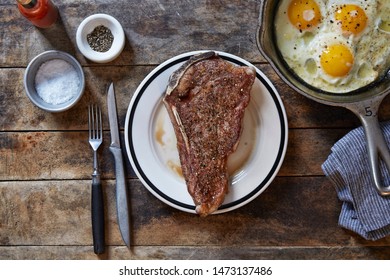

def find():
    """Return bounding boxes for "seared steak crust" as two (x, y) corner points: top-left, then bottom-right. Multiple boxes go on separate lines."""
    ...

(163, 51), (256, 216)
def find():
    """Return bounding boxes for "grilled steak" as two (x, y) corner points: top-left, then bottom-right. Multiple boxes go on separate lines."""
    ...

(163, 51), (256, 216)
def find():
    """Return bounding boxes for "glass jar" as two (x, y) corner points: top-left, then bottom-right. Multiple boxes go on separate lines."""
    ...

(17, 0), (58, 28)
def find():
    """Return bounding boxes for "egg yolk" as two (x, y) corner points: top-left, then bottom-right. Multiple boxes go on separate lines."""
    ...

(320, 44), (354, 77)
(335, 4), (368, 36)
(288, 0), (322, 31)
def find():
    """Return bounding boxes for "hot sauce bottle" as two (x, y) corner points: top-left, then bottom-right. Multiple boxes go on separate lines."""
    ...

(17, 0), (58, 28)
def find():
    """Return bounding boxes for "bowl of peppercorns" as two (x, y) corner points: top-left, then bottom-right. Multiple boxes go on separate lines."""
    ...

(76, 14), (125, 63)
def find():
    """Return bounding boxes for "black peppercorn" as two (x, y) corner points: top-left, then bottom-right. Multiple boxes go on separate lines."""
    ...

(87, 25), (114, 52)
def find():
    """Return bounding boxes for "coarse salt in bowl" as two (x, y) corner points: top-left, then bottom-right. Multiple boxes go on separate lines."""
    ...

(24, 50), (85, 112)
(76, 14), (125, 63)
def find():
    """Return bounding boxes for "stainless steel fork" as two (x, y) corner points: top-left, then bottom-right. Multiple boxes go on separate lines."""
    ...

(88, 104), (105, 254)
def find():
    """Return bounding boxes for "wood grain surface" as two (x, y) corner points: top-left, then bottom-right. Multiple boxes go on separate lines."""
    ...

(1, 0), (390, 260)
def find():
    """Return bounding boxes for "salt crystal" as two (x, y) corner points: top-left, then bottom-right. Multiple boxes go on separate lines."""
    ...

(35, 59), (80, 105)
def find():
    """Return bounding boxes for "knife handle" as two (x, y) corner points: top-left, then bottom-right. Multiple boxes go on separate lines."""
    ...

(91, 181), (105, 254)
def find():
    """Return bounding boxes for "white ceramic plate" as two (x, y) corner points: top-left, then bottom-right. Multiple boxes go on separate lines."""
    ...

(124, 51), (288, 214)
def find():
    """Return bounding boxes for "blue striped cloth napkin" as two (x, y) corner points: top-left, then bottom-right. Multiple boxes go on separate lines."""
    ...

(322, 122), (390, 241)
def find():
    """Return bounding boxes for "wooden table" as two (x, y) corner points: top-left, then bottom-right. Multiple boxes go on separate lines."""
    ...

(1, 0), (390, 260)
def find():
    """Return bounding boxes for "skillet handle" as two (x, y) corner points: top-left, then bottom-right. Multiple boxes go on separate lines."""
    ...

(348, 98), (390, 196)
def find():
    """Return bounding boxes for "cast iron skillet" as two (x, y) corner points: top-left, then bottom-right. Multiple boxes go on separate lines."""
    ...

(256, 0), (390, 195)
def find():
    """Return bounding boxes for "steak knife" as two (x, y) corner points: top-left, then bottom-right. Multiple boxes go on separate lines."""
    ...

(107, 82), (131, 248)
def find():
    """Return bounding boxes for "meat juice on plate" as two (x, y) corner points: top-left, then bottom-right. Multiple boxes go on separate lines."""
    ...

(153, 101), (257, 180)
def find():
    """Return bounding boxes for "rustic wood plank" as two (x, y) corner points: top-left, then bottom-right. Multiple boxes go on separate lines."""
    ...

(0, 128), (350, 181)
(1, 245), (390, 260)
(0, 180), (121, 246)
(3, 66), (390, 132)
(1, 0), (263, 67)
(1, 178), (390, 248)
(0, 131), (136, 180)
(3, 0), (390, 262)
(0, 66), (149, 131)
(279, 128), (347, 176)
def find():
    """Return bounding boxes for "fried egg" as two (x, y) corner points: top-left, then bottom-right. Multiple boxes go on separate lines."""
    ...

(275, 0), (325, 63)
(327, 0), (375, 39)
(275, 0), (390, 93)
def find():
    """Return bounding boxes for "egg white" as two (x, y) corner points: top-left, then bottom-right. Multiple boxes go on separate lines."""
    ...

(377, 0), (390, 34)
(357, 0), (390, 79)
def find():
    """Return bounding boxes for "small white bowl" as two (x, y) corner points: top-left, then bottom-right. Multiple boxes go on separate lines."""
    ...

(76, 14), (125, 63)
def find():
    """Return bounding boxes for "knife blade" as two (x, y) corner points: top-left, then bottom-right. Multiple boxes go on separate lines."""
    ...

(107, 82), (131, 248)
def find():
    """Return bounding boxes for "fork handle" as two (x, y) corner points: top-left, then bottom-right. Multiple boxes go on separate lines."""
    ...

(91, 180), (105, 254)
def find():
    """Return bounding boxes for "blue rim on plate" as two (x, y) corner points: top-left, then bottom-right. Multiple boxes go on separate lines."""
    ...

(124, 51), (288, 214)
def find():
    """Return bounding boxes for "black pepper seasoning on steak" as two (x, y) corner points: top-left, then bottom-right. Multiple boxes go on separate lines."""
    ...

(163, 51), (256, 216)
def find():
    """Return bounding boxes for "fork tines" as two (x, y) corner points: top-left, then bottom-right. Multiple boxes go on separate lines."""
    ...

(88, 104), (102, 140)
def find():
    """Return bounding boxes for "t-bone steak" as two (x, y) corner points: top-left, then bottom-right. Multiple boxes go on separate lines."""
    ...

(163, 51), (256, 216)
